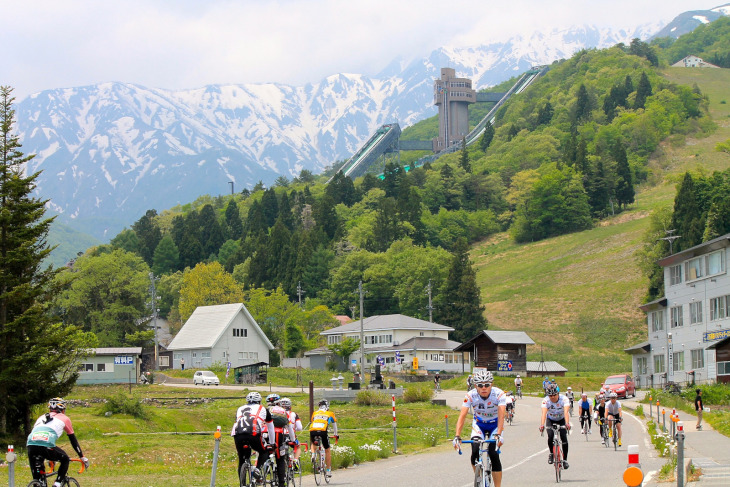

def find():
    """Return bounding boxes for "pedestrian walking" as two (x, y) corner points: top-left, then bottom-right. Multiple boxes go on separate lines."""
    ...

(180, 357), (185, 371)
(695, 389), (703, 430)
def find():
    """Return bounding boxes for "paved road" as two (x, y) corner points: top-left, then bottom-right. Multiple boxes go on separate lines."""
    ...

(164, 383), (666, 485)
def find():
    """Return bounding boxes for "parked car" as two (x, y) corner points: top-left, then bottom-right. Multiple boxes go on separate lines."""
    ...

(603, 374), (635, 398)
(193, 370), (220, 386)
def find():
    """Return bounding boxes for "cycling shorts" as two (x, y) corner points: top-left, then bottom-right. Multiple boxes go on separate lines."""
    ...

(310, 430), (331, 449)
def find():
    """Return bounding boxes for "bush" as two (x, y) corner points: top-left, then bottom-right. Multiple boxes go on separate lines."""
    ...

(355, 390), (391, 406)
(420, 427), (440, 447)
(403, 385), (433, 403)
(99, 393), (149, 419)
(325, 360), (338, 372)
(331, 444), (355, 468)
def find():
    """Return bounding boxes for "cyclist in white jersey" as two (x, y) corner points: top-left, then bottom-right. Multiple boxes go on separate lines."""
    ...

(606, 392), (624, 446)
(539, 383), (572, 469)
(454, 369), (506, 487)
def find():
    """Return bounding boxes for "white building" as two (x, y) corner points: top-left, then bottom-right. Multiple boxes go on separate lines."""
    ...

(629, 233), (730, 387)
(168, 303), (274, 369)
(671, 55), (720, 68)
(317, 314), (469, 373)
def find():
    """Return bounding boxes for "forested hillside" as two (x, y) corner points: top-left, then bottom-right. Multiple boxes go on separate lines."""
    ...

(47, 26), (730, 371)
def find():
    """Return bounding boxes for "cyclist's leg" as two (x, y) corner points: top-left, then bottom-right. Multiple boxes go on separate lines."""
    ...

(318, 433), (332, 471)
(274, 432), (287, 487)
(545, 418), (555, 451)
(616, 417), (623, 439)
(558, 421), (569, 461)
(469, 419), (489, 471)
(487, 431), (503, 487)
(234, 434), (252, 473)
(46, 446), (70, 483)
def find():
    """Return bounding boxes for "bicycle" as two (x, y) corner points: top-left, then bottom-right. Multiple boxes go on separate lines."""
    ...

(238, 445), (255, 487)
(27, 459), (85, 487)
(516, 385), (522, 399)
(542, 424), (568, 483)
(580, 414), (590, 441)
(286, 442), (305, 487)
(435, 381), (442, 393)
(506, 407), (514, 426)
(607, 417), (620, 451)
(311, 435), (337, 486)
(598, 417), (609, 448)
(458, 438), (499, 487)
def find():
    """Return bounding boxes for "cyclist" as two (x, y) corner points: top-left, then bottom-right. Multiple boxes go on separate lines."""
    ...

(434, 373), (441, 391)
(595, 394), (607, 444)
(505, 391), (515, 419)
(514, 375), (523, 396)
(542, 376), (551, 395)
(606, 392), (624, 446)
(231, 391), (276, 481)
(279, 397), (303, 472)
(577, 392), (592, 434)
(266, 394), (297, 487)
(467, 374), (474, 391)
(27, 398), (90, 487)
(539, 383), (571, 469)
(565, 387), (574, 412)
(453, 369), (506, 487)
(309, 399), (338, 478)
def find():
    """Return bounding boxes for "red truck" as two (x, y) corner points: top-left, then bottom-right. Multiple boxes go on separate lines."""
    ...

(603, 374), (636, 399)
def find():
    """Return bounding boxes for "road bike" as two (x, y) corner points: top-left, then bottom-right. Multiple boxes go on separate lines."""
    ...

(580, 413), (590, 441)
(238, 445), (255, 487)
(568, 400), (574, 417)
(27, 459), (85, 487)
(285, 441), (305, 487)
(506, 406), (514, 426)
(311, 435), (337, 485)
(607, 417), (620, 451)
(516, 385), (522, 399)
(597, 417), (609, 448)
(459, 438), (499, 487)
(435, 380), (442, 393)
(542, 424), (568, 483)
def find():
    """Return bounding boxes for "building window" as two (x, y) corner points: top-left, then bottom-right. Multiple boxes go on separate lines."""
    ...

(97, 363), (106, 372)
(710, 295), (729, 320)
(691, 349), (704, 369)
(672, 351), (684, 372)
(686, 256), (705, 280)
(718, 361), (730, 375)
(654, 354), (665, 373)
(251, 352), (258, 360)
(671, 306), (683, 328)
(650, 310), (664, 332)
(159, 356), (169, 367)
(686, 250), (726, 282)
(690, 301), (703, 324)
(233, 328), (248, 337)
(636, 357), (648, 375)
(669, 265), (682, 285)
(708, 250), (725, 276)
(80, 363), (93, 372)
(174, 353), (183, 360)
(202, 351), (211, 359)
(327, 335), (342, 345)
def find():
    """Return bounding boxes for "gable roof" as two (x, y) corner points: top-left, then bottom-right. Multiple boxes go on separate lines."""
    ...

(368, 336), (462, 353)
(454, 330), (535, 351)
(320, 314), (453, 335)
(168, 303), (274, 351)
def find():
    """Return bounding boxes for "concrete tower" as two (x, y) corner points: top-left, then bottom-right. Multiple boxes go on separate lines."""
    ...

(433, 68), (476, 152)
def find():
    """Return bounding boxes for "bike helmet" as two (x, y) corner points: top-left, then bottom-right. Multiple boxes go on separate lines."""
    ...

(567, 387), (572, 390)
(472, 369), (493, 385)
(545, 384), (559, 396)
(318, 399), (330, 411)
(609, 392), (618, 399)
(266, 393), (281, 405)
(580, 392), (587, 398)
(279, 397), (292, 411)
(48, 397), (67, 412)
(516, 375), (520, 378)
(246, 392), (262, 404)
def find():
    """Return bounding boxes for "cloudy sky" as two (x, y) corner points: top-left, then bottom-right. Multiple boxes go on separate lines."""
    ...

(2, 0), (719, 100)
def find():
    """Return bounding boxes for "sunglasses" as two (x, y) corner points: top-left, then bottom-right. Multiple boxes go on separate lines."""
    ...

(476, 383), (492, 388)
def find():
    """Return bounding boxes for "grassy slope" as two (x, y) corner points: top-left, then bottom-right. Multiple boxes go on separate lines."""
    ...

(470, 67), (730, 373)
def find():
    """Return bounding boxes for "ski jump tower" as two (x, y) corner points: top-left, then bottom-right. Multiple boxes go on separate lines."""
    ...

(433, 68), (476, 151)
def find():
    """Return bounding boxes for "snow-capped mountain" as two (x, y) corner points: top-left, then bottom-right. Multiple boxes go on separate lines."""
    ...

(651, 3), (730, 39)
(16, 23), (664, 240)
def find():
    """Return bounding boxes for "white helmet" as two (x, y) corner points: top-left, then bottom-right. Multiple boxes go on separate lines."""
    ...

(246, 392), (262, 404)
(472, 369), (493, 384)
(567, 387), (572, 390)
(609, 392), (618, 399)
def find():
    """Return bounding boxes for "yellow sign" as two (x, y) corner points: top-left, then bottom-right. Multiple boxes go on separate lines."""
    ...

(412, 357), (419, 370)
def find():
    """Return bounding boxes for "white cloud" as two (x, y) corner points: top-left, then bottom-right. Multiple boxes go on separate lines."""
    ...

(2, 0), (718, 100)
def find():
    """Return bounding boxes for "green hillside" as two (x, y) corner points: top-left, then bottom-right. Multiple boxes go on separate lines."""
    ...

(474, 66), (730, 372)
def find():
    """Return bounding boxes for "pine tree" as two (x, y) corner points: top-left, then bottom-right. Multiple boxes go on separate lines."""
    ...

(479, 122), (495, 152)
(634, 72), (652, 110)
(224, 199), (243, 240)
(152, 235), (180, 275)
(536, 101), (554, 126)
(703, 196), (730, 241)
(132, 209), (162, 266)
(459, 137), (471, 172)
(437, 239), (487, 343)
(199, 204), (224, 259)
(574, 84), (592, 122)
(671, 172), (705, 252)
(1, 86), (93, 438)
(613, 143), (635, 208)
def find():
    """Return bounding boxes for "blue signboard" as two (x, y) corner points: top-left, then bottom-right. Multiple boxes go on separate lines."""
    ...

(704, 329), (730, 342)
(497, 361), (513, 372)
(114, 356), (134, 365)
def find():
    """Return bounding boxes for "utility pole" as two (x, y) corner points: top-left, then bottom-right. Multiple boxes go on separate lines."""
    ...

(661, 229), (681, 255)
(297, 281), (305, 309)
(228, 181), (234, 194)
(359, 281), (366, 382)
(149, 272), (160, 371)
(425, 279), (434, 322)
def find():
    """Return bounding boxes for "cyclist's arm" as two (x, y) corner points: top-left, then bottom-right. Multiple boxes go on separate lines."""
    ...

(455, 405), (470, 438)
(330, 414), (338, 436)
(539, 405), (548, 428)
(68, 433), (84, 458)
(563, 404), (571, 428)
(496, 405), (506, 437)
(295, 418), (303, 432)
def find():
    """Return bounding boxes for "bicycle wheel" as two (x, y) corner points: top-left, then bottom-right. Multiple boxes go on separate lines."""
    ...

(239, 461), (251, 487)
(323, 450), (331, 485)
(63, 478), (80, 487)
(613, 426), (618, 451)
(312, 449), (322, 486)
(262, 460), (276, 487)
(26, 481), (44, 487)
(473, 463), (484, 487)
(293, 460), (302, 487)
(553, 444), (562, 483)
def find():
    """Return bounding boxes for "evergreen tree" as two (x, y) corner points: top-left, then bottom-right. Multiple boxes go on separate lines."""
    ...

(536, 101), (554, 126)
(671, 172), (705, 252)
(110, 229), (140, 254)
(506, 123), (520, 141)
(267, 218), (292, 290)
(459, 137), (471, 172)
(703, 196), (730, 241)
(152, 235), (180, 275)
(360, 174), (380, 194)
(199, 204), (225, 259)
(614, 143), (635, 208)
(261, 188), (279, 229)
(381, 162), (403, 199)
(170, 214), (186, 248)
(243, 200), (267, 238)
(1, 86), (94, 439)
(132, 209), (162, 266)
(574, 84), (592, 122)
(312, 194), (340, 241)
(224, 199), (243, 240)
(624, 75), (634, 99)
(284, 321), (307, 357)
(634, 72), (652, 110)
(586, 159), (610, 216)
(479, 122), (495, 152)
(369, 197), (403, 252)
(437, 238), (487, 343)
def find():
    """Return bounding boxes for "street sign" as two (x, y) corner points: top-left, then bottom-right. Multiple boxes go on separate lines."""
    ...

(498, 360), (513, 372)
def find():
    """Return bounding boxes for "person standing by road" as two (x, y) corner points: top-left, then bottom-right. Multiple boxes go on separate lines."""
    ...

(453, 369), (506, 487)
(180, 357), (185, 370)
(695, 389), (704, 430)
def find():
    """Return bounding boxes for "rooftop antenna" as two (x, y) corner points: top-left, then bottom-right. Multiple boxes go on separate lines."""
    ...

(660, 229), (681, 255)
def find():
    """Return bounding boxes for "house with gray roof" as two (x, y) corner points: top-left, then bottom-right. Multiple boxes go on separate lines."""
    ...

(454, 330), (535, 375)
(77, 347), (142, 385)
(168, 303), (274, 370)
(316, 314), (469, 373)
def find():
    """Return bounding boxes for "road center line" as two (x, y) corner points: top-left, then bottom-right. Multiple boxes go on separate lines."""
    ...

(503, 447), (549, 472)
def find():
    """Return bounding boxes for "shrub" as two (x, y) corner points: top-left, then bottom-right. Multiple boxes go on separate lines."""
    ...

(99, 393), (149, 419)
(331, 444), (355, 468)
(354, 390), (391, 406)
(325, 360), (338, 372)
(420, 427), (440, 447)
(403, 385), (433, 403)
(357, 439), (390, 462)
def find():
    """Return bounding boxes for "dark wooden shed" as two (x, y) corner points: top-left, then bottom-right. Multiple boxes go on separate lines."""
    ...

(233, 362), (269, 384)
(707, 337), (730, 384)
(454, 330), (534, 375)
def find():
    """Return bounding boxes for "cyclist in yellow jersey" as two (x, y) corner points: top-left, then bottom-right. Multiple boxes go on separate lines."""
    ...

(309, 399), (338, 477)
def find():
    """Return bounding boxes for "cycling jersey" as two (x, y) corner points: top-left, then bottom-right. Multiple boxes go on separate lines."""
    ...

(541, 394), (570, 421)
(27, 412), (74, 448)
(287, 410), (303, 432)
(607, 400), (622, 416)
(231, 404), (272, 437)
(596, 403), (606, 419)
(463, 386), (507, 433)
(310, 408), (337, 432)
(579, 400), (591, 414)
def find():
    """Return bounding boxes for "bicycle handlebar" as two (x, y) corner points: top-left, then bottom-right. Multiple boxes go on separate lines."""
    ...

(457, 438), (500, 455)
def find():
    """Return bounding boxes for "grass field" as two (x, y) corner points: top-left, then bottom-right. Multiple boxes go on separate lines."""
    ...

(471, 67), (730, 373)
